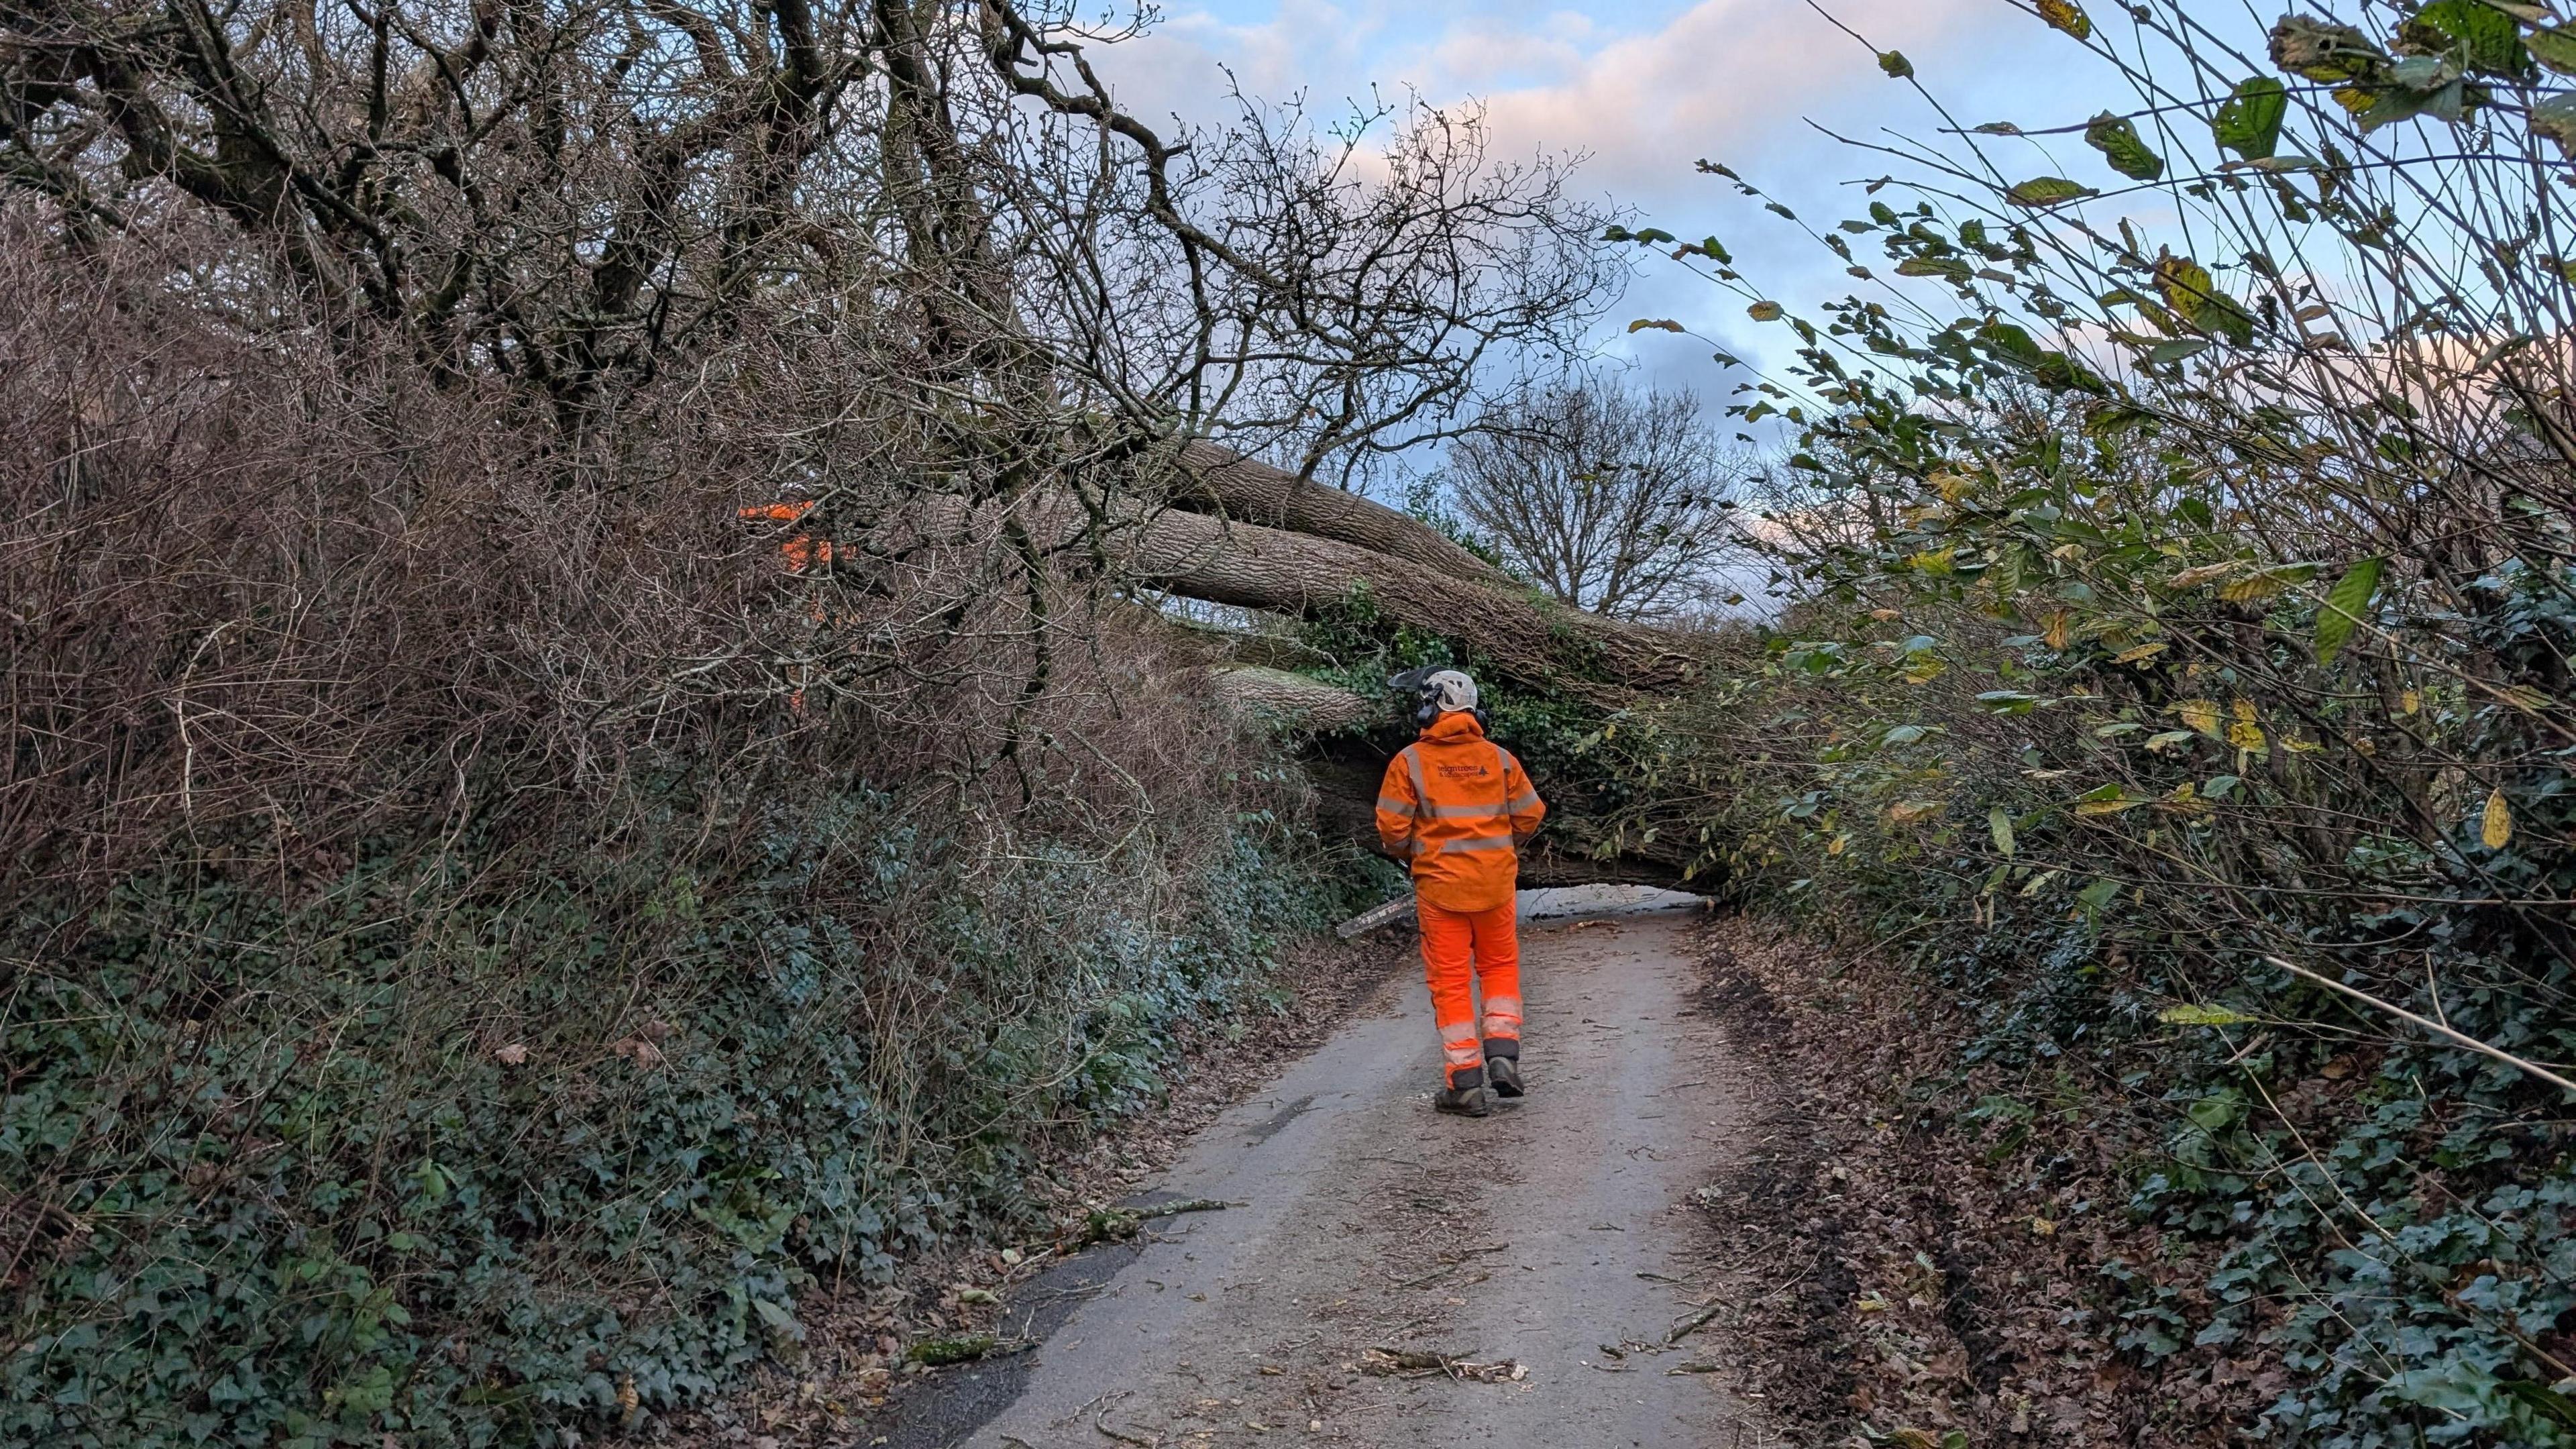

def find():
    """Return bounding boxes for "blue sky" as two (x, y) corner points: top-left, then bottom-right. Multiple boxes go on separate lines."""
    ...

(1085, 0), (2118, 410)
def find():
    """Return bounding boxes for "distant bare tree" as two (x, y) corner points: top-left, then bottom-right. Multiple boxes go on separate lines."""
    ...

(1447, 379), (1747, 619)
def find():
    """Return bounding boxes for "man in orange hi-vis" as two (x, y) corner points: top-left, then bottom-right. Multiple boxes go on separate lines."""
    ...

(737, 486), (834, 714)
(737, 488), (834, 574)
(1376, 668), (1546, 1118)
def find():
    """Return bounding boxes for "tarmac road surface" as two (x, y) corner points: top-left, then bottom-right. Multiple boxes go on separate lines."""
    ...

(873, 889), (1764, 1449)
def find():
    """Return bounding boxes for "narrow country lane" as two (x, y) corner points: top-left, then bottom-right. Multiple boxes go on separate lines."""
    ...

(872, 895), (1770, 1449)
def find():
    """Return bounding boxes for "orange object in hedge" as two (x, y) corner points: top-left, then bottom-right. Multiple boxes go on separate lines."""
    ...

(738, 499), (834, 572)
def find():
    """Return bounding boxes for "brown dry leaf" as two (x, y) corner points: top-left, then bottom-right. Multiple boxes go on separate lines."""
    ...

(492, 1042), (529, 1067)
(2167, 561), (2241, 589)
(2218, 572), (2290, 604)
(610, 1038), (668, 1068)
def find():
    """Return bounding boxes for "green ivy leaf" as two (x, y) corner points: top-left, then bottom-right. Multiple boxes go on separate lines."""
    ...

(2499, 1380), (2576, 1431)
(2212, 76), (2288, 160)
(2085, 112), (2167, 181)
(2312, 556), (2385, 665)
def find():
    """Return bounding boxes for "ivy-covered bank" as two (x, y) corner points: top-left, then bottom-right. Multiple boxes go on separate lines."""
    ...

(3, 774), (1358, 1449)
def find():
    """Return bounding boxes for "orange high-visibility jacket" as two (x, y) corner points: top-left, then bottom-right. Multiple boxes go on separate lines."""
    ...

(1375, 711), (1546, 913)
(739, 500), (834, 572)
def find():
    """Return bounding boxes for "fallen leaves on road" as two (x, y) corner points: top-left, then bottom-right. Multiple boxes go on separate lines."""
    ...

(1690, 917), (2262, 1445)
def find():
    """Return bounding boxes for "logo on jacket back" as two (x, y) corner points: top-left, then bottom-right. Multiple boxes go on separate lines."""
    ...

(1436, 763), (1493, 781)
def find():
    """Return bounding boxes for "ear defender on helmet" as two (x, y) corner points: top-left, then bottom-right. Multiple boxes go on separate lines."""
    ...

(1388, 667), (1483, 729)
(1387, 665), (1433, 727)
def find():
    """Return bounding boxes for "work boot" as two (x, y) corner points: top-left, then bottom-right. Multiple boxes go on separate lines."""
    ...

(1434, 1084), (1490, 1118)
(1487, 1054), (1525, 1099)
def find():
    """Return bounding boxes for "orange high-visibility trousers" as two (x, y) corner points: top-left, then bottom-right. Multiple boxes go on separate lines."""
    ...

(1418, 899), (1522, 1088)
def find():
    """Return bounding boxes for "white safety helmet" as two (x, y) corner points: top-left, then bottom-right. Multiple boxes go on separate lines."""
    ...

(1424, 669), (1479, 714)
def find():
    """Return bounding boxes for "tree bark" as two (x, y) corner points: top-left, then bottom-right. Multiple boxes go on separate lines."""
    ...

(1203, 664), (1375, 732)
(1169, 442), (1516, 588)
(871, 486), (1709, 699)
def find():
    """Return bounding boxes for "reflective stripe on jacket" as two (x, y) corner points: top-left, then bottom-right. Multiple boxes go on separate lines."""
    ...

(1373, 711), (1546, 913)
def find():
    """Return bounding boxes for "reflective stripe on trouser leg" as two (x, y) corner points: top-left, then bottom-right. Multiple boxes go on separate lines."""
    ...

(1419, 901), (1486, 1088)
(1441, 1022), (1485, 1087)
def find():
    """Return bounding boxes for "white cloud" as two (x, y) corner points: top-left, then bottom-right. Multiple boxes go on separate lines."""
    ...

(1103, 0), (2004, 177)
(1466, 0), (1990, 190)
(1085, 0), (2104, 402)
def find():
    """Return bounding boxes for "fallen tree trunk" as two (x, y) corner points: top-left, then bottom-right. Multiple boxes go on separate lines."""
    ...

(1202, 664), (1375, 733)
(858, 480), (1717, 893)
(1170, 441), (1515, 588)
(870, 486), (1708, 700)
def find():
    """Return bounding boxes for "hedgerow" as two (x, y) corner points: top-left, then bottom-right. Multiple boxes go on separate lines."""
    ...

(3, 780), (1338, 1449)
(1599, 3), (2576, 1442)
(0, 212), (1362, 1448)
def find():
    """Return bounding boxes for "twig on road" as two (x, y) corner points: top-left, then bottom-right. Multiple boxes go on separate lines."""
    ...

(1089, 1390), (1159, 1448)
(1136, 1197), (1240, 1219)
(1668, 1301), (1729, 1344)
